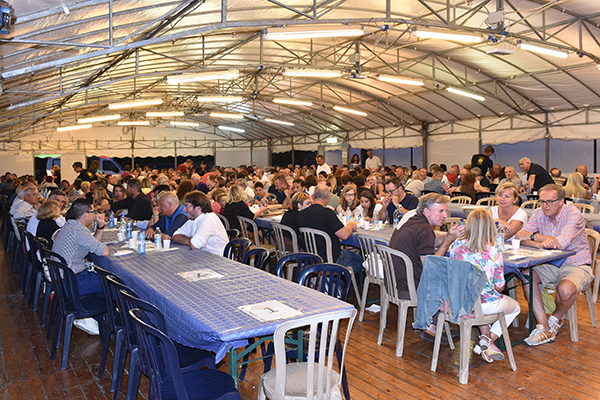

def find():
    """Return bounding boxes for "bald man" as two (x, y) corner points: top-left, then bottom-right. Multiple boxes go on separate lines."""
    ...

(146, 192), (188, 241)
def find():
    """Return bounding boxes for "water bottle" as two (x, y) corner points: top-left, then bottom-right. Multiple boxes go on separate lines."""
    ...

(108, 211), (115, 228)
(137, 230), (146, 254)
(126, 219), (133, 239)
(374, 214), (379, 229)
(495, 222), (505, 250)
(346, 207), (351, 223)
(154, 227), (162, 250)
(393, 208), (402, 228)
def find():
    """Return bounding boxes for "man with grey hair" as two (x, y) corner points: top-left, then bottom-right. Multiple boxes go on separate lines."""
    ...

(10, 181), (35, 216)
(519, 157), (554, 194)
(254, 168), (271, 192)
(389, 193), (464, 341)
(146, 192), (188, 241)
(298, 185), (362, 274)
(500, 165), (523, 190)
(515, 184), (592, 346)
(12, 186), (40, 220)
(191, 173), (209, 193)
(404, 170), (425, 197)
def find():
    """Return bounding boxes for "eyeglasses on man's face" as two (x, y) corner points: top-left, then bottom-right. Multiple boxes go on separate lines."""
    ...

(539, 198), (561, 206)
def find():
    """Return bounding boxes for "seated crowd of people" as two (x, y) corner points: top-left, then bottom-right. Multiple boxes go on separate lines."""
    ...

(1, 149), (597, 358)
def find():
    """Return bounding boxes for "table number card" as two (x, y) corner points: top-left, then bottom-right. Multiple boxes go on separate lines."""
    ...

(178, 269), (223, 282)
(239, 300), (301, 322)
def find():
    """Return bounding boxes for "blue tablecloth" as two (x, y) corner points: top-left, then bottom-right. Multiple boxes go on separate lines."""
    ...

(89, 229), (353, 362)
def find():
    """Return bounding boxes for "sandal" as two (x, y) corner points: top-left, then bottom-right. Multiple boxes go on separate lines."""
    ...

(478, 334), (505, 362)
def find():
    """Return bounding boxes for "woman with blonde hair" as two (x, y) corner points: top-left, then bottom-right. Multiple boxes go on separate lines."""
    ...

(336, 184), (359, 214)
(564, 172), (590, 200)
(223, 185), (266, 231)
(36, 200), (61, 246)
(449, 208), (520, 363)
(92, 187), (111, 212)
(367, 173), (385, 197)
(490, 182), (527, 240)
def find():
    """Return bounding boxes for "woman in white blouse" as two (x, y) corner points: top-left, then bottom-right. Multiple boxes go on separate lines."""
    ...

(490, 182), (527, 240)
(356, 190), (383, 221)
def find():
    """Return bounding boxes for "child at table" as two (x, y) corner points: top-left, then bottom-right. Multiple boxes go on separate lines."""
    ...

(448, 208), (521, 363)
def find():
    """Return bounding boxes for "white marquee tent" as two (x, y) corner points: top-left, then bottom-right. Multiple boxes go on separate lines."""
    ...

(1, 0), (600, 175)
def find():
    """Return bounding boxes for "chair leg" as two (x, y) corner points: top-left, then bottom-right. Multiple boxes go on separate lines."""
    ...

(358, 276), (371, 322)
(98, 325), (113, 379)
(498, 312), (517, 372)
(30, 271), (43, 311)
(395, 304), (409, 357)
(47, 297), (58, 340)
(50, 314), (63, 361)
(507, 277), (519, 327)
(348, 268), (362, 306)
(444, 319), (455, 350)
(568, 301), (578, 342)
(458, 322), (472, 385)
(125, 349), (142, 400)
(61, 314), (75, 370)
(41, 284), (52, 327)
(113, 340), (130, 399)
(430, 313), (446, 372)
(594, 267), (600, 303)
(109, 330), (123, 392)
(377, 293), (388, 346)
(586, 289), (597, 328)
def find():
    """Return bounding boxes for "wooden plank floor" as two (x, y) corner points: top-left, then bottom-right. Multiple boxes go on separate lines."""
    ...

(1, 235), (600, 400)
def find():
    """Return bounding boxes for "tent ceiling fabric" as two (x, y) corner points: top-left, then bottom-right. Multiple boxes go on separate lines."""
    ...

(1, 0), (600, 148)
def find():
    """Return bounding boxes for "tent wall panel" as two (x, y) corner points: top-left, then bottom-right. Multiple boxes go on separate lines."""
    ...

(0, 154), (34, 177)
(428, 133), (478, 169)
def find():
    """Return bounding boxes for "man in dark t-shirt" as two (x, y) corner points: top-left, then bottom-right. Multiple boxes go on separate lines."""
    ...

(389, 193), (464, 300)
(379, 177), (419, 224)
(72, 162), (94, 182)
(298, 185), (363, 273)
(470, 145), (495, 176)
(518, 157), (554, 193)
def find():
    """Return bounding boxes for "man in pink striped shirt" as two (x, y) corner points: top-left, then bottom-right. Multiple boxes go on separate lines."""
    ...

(516, 184), (593, 346)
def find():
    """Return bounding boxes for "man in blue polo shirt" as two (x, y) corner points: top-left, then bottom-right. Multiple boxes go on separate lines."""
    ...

(146, 192), (188, 241)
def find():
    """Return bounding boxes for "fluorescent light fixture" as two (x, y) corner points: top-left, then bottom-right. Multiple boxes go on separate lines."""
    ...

(170, 121), (200, 127)
(326, 137), (338, 144)
(146, 111), (185, 117)
(77, 115), (121, 124)
(273, 98), (313, 106)
(108, 98), (163, 110)
(56, 124), (92, 132)
(166, 69), (239, 85)
(117, 121), (151, 126)
(264, 25), (364, 40)
(447, 87), (485, 101)
(218, 125), (245, 133)
(518, 43), (569, 59)
(333, 105), (367, 117)
(412, 29), (482, 43)
(209, 112), (244, 119)
(377, 75), (424, 86)
(596, 63), (600, 71)
(265, 118), (294, 126)
(197, 96), (244, 102)
(283, 69), (341, 78)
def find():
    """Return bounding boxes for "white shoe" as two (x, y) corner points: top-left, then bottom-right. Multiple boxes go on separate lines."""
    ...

(74, 318), (100, 335)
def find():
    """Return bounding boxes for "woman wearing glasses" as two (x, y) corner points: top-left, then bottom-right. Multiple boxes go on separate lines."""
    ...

(336, 184), (358, 215)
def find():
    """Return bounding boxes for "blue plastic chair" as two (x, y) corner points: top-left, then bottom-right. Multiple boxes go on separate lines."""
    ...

(241, 247), (269, 270)
(23, 232), (48, 312)
(45, 258), (107, 370)
(39, 247), (67, 334)
(111, 278), (216, 400)
(275, 252), (322, 281)
(296, 263), (352, 301)
(129, 308), (240, 400)
(226, 229), (239, 241)
(222, 238), (251, 262)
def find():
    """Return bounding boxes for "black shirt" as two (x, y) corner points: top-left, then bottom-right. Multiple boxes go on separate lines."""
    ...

(223, 201), (254, 231)
(389, 213), (435, 299)
(280, 209), (304, 249)
(471, 153), (493, 176)
(77, 169), (95, 182)
(36, 218), (60, 248)
(268, 185), (287, 205)
(298, 204), (344, 262)
(110, 192), (153, 220)
(528, 163), (554, 191)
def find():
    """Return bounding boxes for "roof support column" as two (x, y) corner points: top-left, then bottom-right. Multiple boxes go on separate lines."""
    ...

(250, 140), (254, 165)
(221, 0), (227, 23)
(545, 112), (550, 171)
(478, 118), (482, 151)
(421, 122), (429, 169)
(267, 138), (272, 167)
(382, 127), (386, 167)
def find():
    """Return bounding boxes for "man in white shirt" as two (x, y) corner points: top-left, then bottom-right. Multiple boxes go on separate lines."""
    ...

(404, 170), (425, 197)
(12, 187), (40, 220)
(172, 191), (229, 256)
(316, 155), (331, 176)
(365, 150), (382, 172)
(254, 168), (271, 192)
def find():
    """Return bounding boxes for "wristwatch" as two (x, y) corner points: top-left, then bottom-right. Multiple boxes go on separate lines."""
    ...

(530, 232), (537, 241)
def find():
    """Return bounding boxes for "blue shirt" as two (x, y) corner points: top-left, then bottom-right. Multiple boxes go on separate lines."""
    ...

(151, 205), (188, 237)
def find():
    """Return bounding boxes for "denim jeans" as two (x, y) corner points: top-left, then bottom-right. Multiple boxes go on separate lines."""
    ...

(336, 249), (364, 275)
(76, 269), (102, 296)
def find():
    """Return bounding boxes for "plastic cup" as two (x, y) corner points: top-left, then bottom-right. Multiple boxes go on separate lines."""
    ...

(163, 239), (171, 250)
(512, 239), (520, 253)
(128, 238), (136, 249)
(117, 232), (125, 242)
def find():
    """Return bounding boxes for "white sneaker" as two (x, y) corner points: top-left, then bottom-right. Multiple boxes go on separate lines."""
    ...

(524, 324), (555, 347)
(74, 318), (100, 335)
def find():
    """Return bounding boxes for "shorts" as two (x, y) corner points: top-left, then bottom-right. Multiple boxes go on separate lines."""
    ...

(535, 263), (594, 292)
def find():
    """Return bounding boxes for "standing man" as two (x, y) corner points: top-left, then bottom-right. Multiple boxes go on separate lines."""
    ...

(389, 193), (464, 340)
(365, 150), (382, 172)
(379, 177), (419, 224)
(515, 184), (592, 346)
(72, 162), (95, 183)
(146, 192), (188, 241)
(172, 191), (229, 255)
(176, 159), (194, 175)
(298, 185), (362, 274)
(316, 155), (332, 176)
(518, 157), (554, 194)
(471, 145), (495, 176)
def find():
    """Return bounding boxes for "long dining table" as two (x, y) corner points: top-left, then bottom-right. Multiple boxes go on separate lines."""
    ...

(88, 228), (355, 385)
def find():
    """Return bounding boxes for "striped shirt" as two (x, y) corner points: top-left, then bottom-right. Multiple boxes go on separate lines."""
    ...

(52, 219), (108, 274)
(523, 205), (590, 266)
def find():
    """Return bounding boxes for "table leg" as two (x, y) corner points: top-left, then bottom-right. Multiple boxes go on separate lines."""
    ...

(228, 336), (273, 388)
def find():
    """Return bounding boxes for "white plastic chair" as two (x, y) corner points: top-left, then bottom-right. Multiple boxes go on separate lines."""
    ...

(450, 196), (472, 204)
(299, 227), (362, 305)
(355, 233), (389, 322)
(216, 213), (230, 229)
(237, 216), (276, 256)
(375, 244), (417, 357)
(476, 197), (497, 206)
(573, 203), (595, 214)
(257, 309), (357, 400)
(520, 200), (540, 210)
(271, 222), (299, 261)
